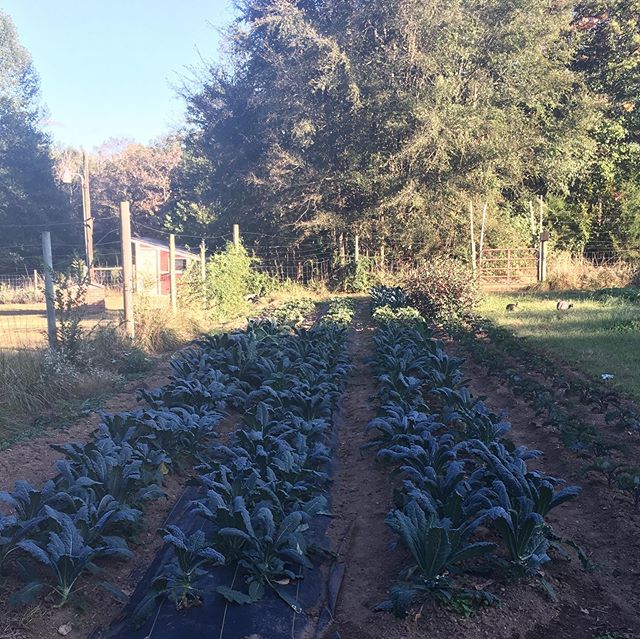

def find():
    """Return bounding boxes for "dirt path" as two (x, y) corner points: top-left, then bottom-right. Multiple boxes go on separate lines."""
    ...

(325, 304), (402, 638)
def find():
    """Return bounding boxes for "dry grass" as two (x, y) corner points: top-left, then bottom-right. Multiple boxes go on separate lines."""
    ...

(0, 347), (124, 448)
(545, 252), (639, 291)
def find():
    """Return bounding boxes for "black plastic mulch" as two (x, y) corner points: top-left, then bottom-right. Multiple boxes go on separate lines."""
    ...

(93, 422), (346, 639)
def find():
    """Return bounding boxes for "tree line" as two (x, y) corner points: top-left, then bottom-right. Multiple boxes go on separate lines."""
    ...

(1, 1), (639, 272)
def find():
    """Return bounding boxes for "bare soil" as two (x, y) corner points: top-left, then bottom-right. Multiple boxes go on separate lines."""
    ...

(325, 305), (640, 639)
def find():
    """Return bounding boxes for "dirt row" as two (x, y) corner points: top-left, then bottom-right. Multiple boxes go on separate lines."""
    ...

(325, 304), (640, 639)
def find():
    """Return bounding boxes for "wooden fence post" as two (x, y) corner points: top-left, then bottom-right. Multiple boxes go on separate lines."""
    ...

(478, 200), (488, 267)
(200, 239), (206, 281)
(538, 196), (544, 281)
(120, 201), (135, 339)
(33, 269), (39, 292)
(169, 234), (177, 315)
(338, 232), (346, 265)
(41, 231), (57, 348)
(469, 201), (477, 273)
(540, 230), (550, 283)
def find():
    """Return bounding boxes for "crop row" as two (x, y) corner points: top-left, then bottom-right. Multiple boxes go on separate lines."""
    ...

(133, 297), (356, 621)
(457, 318), (640, 508)
(0, 299), (327, 610)
(365, 287), (580, 617)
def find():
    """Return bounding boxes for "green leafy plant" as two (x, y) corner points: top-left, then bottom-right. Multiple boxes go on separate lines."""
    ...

(15, 510), (131, 606)
(383, 502), (495, 617)
(615, 469), (640, 508)
(132, 526), (225, 624)
(372, 305), (423, 325)
(587, 457), (623, 487)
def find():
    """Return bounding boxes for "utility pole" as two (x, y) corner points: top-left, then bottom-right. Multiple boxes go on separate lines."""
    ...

(120, 202), (135, 339)
(233, 224), (240, 248)
(82, 152), (94, 282)
(41, 231), (57, 348)
(169, 234), (177, 315)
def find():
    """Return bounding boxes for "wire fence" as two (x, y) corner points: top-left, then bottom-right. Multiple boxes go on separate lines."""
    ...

(3, 241), (640, 352)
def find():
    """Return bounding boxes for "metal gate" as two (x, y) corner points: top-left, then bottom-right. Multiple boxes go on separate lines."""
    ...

(479, 248), (538, 287)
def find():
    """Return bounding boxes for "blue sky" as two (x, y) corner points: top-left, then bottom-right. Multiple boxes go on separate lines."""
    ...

(1, 0), (235, 149)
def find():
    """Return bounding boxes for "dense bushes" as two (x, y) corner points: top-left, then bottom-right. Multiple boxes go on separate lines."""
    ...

(405, 259), (479, 325)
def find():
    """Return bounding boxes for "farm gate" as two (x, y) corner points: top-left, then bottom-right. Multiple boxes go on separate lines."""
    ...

(479, 247), (539, 287)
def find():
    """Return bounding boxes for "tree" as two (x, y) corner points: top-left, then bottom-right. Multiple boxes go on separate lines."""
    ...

(178, 0), (599, 261)
(569, 0), (640, 251)
(0, 11), (72, 272)
(56, 137), (183, 263)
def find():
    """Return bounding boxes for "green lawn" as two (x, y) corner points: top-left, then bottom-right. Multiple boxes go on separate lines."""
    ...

(479, 289), (640, 399)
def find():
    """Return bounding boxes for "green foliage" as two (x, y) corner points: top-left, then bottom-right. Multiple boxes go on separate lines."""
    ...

(181, 242), (277, 322)
(370, 286), (410, 311)
(615, 469), (640, 509)
(320, 297), (356, 327)
(133, 526), (224, 622)
(15, 510), (131, 606)
(372, 305), (423, 326)
(204, 243), (255, 320)
(53, 265), (89, 364)
(176, 0), (599, 262)
(0, 11), (73, 272)
(406, 259), (479, 326)
(271, 298), (316, 325)
(384, 503), (495, 617)
(339, 258), (381, 293)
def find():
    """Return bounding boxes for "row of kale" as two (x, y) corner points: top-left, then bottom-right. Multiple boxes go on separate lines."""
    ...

(0, 302), (328, 608)
(131, 298), (356, 622)
(366, 287), (580, 617)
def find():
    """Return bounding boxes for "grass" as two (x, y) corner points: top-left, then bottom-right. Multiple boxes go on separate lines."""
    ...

(480, 289), (640, 400)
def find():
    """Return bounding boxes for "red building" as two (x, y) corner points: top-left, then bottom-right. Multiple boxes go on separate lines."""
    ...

(131, 236), (200, 295)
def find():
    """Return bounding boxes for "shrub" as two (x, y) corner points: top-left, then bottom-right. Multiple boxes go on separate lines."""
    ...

(339, 257), (382, 293)
(406, 259), (479, 325)
(181, 243), (275, 322)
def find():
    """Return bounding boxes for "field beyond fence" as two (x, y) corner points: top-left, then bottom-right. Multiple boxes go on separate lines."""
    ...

(0, 293), (125, 350)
